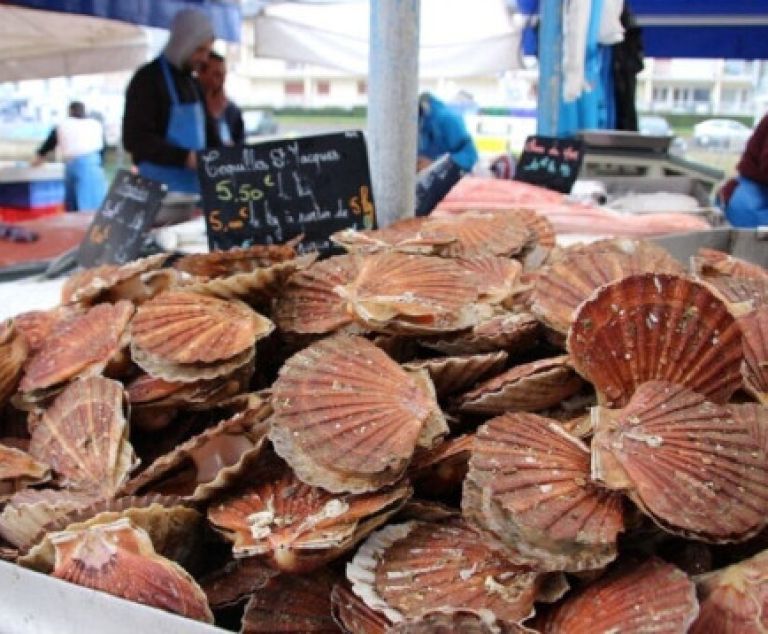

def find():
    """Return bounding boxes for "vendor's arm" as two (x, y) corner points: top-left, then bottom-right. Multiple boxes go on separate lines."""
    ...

(123, 65), (190, 168)
(36, 128), (57, 158)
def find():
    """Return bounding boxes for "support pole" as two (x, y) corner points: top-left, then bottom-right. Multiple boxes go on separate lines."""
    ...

(368, 0), (420, 227)
(537, 0), (563, 136)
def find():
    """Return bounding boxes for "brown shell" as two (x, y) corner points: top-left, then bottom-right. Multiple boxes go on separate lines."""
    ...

(51, 517), (213, 623)
(200, 558), (278, 610)
(241, 568), (341, 632)
(730, 403), (768, 456)
(0, 320), (28, 408)
(425, 212), (531, 258)
(531, 240), (685, 334)
(28, 377), (137, 498)
(567, 273), (743, 407)
(741, 307), (768, 404)
(402, 351), (508, 399)
(130, 291), (273, 366)
(347, 519), (554, 624)
(331, 583), (391, 634)
(60, 253), (168, 305)
(408, 435), (473, 498)
(464, 412), (624, 572)
(337, 253), (484, 335)
(207, 453), (411, 572)
(698, 276), (768, 316)
(692, 247), (768, 282)
(331, 218), (456, 257)
(420, 311), (540, 356)
(390, 609), (535, 634)
(457, 355), (584, 415)
(455, 256), (523, 305)
(273, 254), (360, 335)
(12, 304), (86, 354)
(20, 301), (135, 394)
(269, 334), (443, 493)
(690, 549), (768, 634)
(592, 381), (768, 543)
(122, 403), (271, 501)
(516, 208), (556, 249)
(539, 558), (698, 633)
(173, 239), (300, 279)
(0, 444), (50, 498)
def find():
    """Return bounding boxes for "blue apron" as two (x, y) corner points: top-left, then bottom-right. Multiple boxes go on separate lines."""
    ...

(65, 152), (107, 212)
(725, 176), (768, 228)
(138, 56), (205, 194)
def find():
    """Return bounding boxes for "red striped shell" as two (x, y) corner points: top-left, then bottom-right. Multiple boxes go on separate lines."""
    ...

(692, 248), (768, 282)
(0, 320), (27, 408)
(402, 351), (508, 398)
(455, 256), (522, 305)
(740, 306), (768, 404)
(425, 211), (531, 258)
(331, 584), (390, 634)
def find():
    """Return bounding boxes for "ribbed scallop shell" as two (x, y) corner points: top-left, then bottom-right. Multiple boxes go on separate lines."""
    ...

(532, 241), (685, 334)
(200, 558), (277, 610)
(455, 256), (522, 305)
(12, 305), (85, 354)
(690, 549), (768, 634)
(568, 273), (743, 407)
(403, 351), (508, 398)
(0, 444), (49, 498)
(60, 253), (168, 305)
(51, 518), (213, 623)
(270, 334), (443, 493)
(692, 247), (768, 282)
(241, 569), (340, 633)
(207, 453), (410, 572)
(331, 584), (391, 634)
(539, 558), (698, 633)
(425, 212), (531, 258)
(20, 301), (134, 394)
(338, 253), (483, 335)
(741, 307), (768, 404)
(0, 320), (27, 408)
(28, 377), (137, 498)
(173, 239), (300, 279)
(457, 356), (584, 415)
(130, 291), (273, 366)
(464, 412), (624, 572)
(730, 403), (768, 455)
(331, 218), (456, 256)
(420, 312), (540, 356)
(347, 519), (554, 624)
(592, 381), (768, 542)
(516, 208), (556, 249)
(390, 609), (535, 634)
(273, 254), (360, 334)
(697, 276), (768, 316)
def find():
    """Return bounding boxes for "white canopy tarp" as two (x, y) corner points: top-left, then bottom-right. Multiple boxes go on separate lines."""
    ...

(0, 6), (151, 82)
(253, 0), (525, 78)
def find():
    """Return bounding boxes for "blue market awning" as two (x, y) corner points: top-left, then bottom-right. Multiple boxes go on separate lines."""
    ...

(0, 0), (241, 41)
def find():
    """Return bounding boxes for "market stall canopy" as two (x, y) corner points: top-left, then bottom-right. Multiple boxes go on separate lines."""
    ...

(252, 0), (525, 77)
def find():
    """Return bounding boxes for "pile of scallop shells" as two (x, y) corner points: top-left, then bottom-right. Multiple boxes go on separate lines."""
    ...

(2, 209), (768, 633)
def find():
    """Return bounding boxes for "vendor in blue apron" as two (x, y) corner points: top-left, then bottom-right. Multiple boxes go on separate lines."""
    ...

(725, 112), (768, 228)
(122, 8), (218, 195)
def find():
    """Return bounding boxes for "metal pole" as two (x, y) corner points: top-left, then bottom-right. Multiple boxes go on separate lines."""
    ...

(368, 0), (420, 227)
(537, 0), (563, 136)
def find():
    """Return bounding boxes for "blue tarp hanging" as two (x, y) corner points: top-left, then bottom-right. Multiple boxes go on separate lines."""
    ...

(0, 0), (241, 41)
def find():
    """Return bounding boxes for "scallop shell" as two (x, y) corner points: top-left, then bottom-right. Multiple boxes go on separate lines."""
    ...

(464, 412), (624, 572)
(207, 453), (411, 572)
(591, 381), (768, 543)
(269, 334), (443, 494)
(539, 558), (698, 633)
(390, 609), (535, 634)
(531, 240), (685, 334)
(122, 403), (271, 502)
(692, 247), (768, 282)
(20, 301), (135, 395)
(273, 254), (360, 335)
(457, 355), (584, 415)
(12, 305), (85, 355)
(424, 212), (531, 258)
(173, 238), (300, 279)
(0, 444), (50, 499)
(28, 377), (137, 498)
(408, 435), (473, 499)
(690, 548), (768, 634)
(568, 273), (743, 407)
(420, 311), (540, 356)
(347, 519), (556, 624)
(729, 403), (768, 455)
(741, 307), (768, 404)
(331, 218), (456, 256)
(331, 583), (391, 634)
(337, 252), (485, 335)
(403, 351), (508, 399)
(200, 558), (278, 610)
(0, 320), (27, 408)
(50, 517), (213, 623)
(455, 256), (523, 305)
(698, 276), (768, 316)
(241, 569), (340, 633)
(60, 253), (168, 305)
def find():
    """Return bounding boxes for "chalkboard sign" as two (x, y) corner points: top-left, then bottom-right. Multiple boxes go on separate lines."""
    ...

(414, 153), (462, 217)
(77, 170), (166, 267)
(514, 136), (584, 194)
(197, 131), (376, 255)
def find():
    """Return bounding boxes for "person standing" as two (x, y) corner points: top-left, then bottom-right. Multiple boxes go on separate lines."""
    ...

(33, 101), (107, 211)
(197, 51), (245, 146)
(725, 112), (768, 227)
(122, 8), (217, 194)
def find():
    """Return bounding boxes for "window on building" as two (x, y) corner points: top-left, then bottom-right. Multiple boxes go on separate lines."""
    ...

(317, 80), (330, 96)
(652, 87), (668, 102)
(693, 88), (711, 103)
(357, 80), (367, 95)
(284, 81), (305, 96)
(724, 60), (747, 75)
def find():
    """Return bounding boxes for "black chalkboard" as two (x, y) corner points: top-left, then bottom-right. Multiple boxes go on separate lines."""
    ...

(77, 170), (166, 267)
(514, 136), (584, 194)
(197, 131), (376, 255)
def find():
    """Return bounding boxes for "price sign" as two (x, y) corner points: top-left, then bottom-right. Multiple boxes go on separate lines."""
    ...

(514, 135), (584, 194)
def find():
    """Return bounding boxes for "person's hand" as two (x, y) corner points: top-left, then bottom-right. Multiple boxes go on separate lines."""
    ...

(30, 156), (45, 167)
(185, 151), (198, 171)
(417, 156), (432, 172)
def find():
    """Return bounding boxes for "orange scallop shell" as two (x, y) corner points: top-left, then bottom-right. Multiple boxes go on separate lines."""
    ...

(403, 351), (508, 398)
(173, 239), (300, 279)
(0, 444), (49, 498)
(457, 355), (584, 415)
(12, 304), (85, 355)
(690, 549), (768, 634)
(698, 276), (768, 316)
(331, 217), (456, 256)
(0, 320), (27, 408)
(424, 212), (531, 258)
(200, 558), (277, 610)
(347, 518), (557, 624)
(539, 558), (698, 633)
(20, 301), (135, 394)
(740, 307), (768, 404)
(420, 311), (540, 356)
(692, 247), (768, 282)
(455, 256), (523, 305)
(28, 377), (137, 498)
(207, 453), (410, 572)
(331, 583), (390, 634)
(592, 381), (768, 542)
(51, 517), (213, 623)
(270, 334), (443, 493)
(273, 254), (360, 334)
(729, 403), (768, 456)
(568, 273), (743, 407)
(464, 412), (624, 571)
(390, 609), (536, 634)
